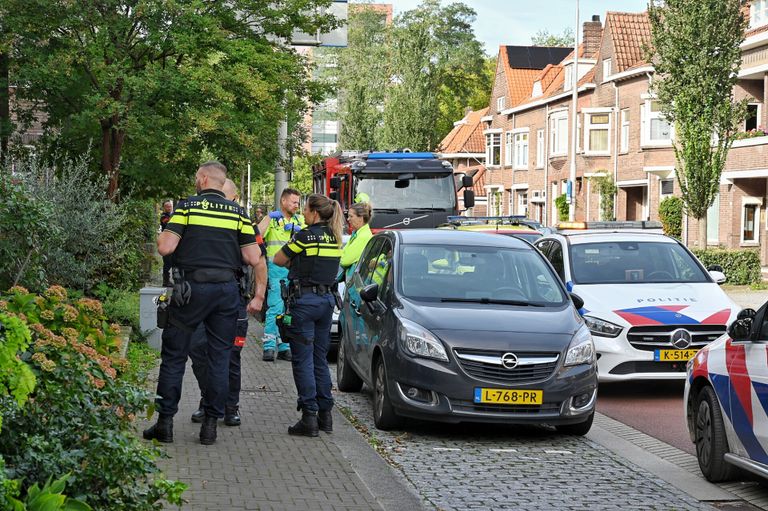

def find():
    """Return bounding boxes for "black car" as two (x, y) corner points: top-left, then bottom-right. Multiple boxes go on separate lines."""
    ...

(336, 229), (597, 433)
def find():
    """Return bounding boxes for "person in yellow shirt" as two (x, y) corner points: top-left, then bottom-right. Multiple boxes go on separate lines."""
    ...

(339, 201), (373, 282)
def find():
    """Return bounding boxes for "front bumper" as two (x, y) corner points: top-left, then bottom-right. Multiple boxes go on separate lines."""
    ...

(384, 352), (597, 425)
(595, 335), (696, 382)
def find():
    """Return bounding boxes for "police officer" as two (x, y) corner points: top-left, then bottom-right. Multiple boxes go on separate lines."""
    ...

(272, 193), (343, 437)
(257, 188), (304, 362)
(143, 162), (265, 446)
(188, 179), (267, 427)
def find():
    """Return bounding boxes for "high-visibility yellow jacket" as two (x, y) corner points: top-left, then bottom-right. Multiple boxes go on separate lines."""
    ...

(340, 224), (373, 279)
(264, 213), (305, 259)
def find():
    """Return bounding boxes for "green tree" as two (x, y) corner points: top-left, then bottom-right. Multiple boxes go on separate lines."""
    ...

(648, 0), (747, 246)
(0, 0), (337, 199)
(381, 0), (486, 151)
(592, 174), (617, 221)
(531, 28), (574, 47)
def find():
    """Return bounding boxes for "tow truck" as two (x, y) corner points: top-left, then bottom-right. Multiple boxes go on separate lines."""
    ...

(312, 151), (475, 230)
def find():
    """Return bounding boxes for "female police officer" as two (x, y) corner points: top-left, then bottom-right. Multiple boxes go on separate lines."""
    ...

(273, 194), (343, 437)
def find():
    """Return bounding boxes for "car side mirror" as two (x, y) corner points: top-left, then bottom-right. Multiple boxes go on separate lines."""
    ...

(330, 176), (341, 190)
(738, 308), (756, 320)
(463, 189), (475, 208)
(709, 270), (726, 285)
(570, 293), (584, 311)
(728, 319), (753, 342)
(707, 264), (723, 272)
(360, 283), (379, 302)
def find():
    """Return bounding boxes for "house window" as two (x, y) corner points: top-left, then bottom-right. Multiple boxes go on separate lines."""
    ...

(536, 129), (545, 168)
(488, 188), (503, 216)
(550, 113), (568, 156)
(514, 131), (529, 169)
(660, 179), (674, 196)
(602, 58), (612, 80)
(585, 112), (611, 154)
(497, 96), (506, 112)
(746, 103), (762, 132)
(752, 0), (768, 28)
(485, 133), (501, 166)
(743, 203), (760, 244)
(707, 193), (720, 244)
(532, 81), (543, 98)
(642, 100), (673, 146)
(505, 132), (514, 166)
(620, 109), (630, 153)
(518, 191), (528, 216)
(564, 65), (573, 92)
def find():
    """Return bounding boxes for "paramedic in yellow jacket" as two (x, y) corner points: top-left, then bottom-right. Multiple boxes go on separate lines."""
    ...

(257, 188), (305, 362)
(339, 201), (373, 282)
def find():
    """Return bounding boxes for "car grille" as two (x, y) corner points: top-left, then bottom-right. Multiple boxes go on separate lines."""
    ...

(451, 400), (562, 415)
(609, 361), (688, 375)
(627, 325), (725, 352)
(453, 348), (560, 385)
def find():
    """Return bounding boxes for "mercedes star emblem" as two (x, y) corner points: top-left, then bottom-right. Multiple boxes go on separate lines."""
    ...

(670, 329), (693, 350)
(501, 352), (519, 369)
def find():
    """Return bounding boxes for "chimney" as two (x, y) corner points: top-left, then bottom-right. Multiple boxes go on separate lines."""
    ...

(583, 15), (602, 57)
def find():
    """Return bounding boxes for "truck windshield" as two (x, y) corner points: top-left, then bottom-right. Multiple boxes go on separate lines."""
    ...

(355, 173), (456, 210)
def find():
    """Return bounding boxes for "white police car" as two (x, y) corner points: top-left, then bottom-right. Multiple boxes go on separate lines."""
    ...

(534, 223), (738, 382)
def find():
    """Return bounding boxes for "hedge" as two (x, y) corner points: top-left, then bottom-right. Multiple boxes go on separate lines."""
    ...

(691, 248), (761, 285)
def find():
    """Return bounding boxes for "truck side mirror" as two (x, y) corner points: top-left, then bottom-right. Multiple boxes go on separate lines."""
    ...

(330, 191), (339, 201)
(463, 189), (475, 209)
(330, 176), (341, 190)
(462, 175), (473, 188)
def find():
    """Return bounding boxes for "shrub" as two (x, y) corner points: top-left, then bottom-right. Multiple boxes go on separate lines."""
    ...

(0, 287), (186, 511)
(94, 285), (140, 333)
(691, 248), (761, 285)
(659, 196), (684, 239)
(555, 194), (570, 222)
(592, 174), (617, 221)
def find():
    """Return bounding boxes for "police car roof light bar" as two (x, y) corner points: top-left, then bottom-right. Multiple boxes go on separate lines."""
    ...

(366, 152), (436, 160)
(557, 220), (663, 230)
(447, 215), (522, 224)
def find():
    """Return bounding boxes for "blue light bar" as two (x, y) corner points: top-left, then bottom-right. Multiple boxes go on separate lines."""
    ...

(366, 152), (436, 160)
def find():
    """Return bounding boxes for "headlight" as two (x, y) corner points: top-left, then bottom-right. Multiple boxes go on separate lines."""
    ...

(583, 315), (623, 338)
(398, 318), (449, 362)
(564, 326), (595, 366)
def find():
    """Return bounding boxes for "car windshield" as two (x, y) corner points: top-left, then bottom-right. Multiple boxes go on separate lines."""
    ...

(570, 241), (710, 284)
(506, 232), (542, 243)
(355, 173), (456, 210)
(399, 244), (566, 306)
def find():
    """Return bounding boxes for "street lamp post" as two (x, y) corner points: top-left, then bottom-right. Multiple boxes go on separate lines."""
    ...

(569, 0), (579, 222)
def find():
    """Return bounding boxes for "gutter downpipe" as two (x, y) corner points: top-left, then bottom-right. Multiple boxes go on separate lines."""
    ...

(568, 0), (579, 222)
(544, 104), (550, 226)
(511, 113), (516, 215)
(613, 81), (620, 220)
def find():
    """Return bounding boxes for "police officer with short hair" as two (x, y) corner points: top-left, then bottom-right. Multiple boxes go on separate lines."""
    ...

(143, 162), (266, 445)
(272, 193), (343, 436)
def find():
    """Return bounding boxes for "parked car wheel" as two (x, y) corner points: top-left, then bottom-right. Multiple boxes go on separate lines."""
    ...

(336, 334), (363, 393)
(373, 357), (402, 430)
(555, 411), (594, 436)
(694, 385), (736, 482)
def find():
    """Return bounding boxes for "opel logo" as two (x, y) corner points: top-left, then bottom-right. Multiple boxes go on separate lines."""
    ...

(670, 329), (692, 350)
(501, 352), (519, 369)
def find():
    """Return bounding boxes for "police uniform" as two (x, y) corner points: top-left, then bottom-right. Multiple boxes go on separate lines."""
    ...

(146, 188), (257, 444)
(263, 213), (305, 358)
(279, 223), (341, 431)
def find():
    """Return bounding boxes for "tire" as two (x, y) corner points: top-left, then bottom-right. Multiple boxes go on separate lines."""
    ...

(694, 385), (736, 482)
(372, 357), (403, 430)
(336, 334), (363, 392)
(556, 410), (594, 436)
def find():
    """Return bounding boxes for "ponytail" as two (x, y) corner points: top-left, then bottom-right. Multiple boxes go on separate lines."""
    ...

(306, 193), (344, 247)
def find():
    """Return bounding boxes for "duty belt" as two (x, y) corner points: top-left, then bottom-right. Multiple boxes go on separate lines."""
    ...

(185, 268), (236, 283)
(299, 284), (332, 295)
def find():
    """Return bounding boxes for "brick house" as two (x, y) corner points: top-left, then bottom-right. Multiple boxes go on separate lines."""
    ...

(449, 3), (768, 264)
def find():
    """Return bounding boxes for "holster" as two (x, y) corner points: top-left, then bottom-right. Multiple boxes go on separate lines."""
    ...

(331, 282), (343, 310)
(171, 268), (192, 307)
(237, 267), (254, 300)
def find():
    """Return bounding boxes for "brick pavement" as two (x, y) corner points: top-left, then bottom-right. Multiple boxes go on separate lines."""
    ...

(142, 319), (392, 511)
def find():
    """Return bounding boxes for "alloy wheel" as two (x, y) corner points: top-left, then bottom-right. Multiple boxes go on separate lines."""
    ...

(695, 399), (713, 469)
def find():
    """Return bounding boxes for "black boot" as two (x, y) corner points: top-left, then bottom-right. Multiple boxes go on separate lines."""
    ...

(143, 415), (173, 443)
(199, 415), (218, 445)
(224, 406), (241, 427)
(318, 409), (333, 433)
(191, 399), (205, 423)
(288, 410), (319, 437)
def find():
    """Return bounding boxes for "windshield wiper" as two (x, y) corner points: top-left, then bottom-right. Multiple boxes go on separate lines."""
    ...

(412, 207), (447, 212)
(440, 297), (544, 307)
(373, 208), (399, 213)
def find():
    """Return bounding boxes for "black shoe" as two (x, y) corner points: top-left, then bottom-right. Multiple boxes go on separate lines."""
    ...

(288, 410), (319, 437)
(318, 409), (333, 433)
(277, 350), (292, 362)
(143, 415), (173, 443)
(191, 399), (205, 423)
(262, 349), (275, 362)
(200, 415), (218, 445)
(224, 406), (241, 427)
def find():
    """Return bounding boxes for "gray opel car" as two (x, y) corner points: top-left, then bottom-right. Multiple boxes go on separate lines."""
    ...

(336, 229), (597, 434)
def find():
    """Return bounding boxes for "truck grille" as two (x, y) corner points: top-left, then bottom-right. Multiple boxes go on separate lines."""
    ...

(453, 348), (559, 385)
(627, 325), (725, 352)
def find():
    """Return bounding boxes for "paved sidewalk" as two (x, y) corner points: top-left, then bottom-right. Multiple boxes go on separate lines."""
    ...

(142, 319), (424, 511)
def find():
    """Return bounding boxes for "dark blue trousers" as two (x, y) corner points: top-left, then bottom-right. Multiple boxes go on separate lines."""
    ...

(155, 280), (239, 418)
(189, 297), (247, 408)
(284, 291), (335, 412)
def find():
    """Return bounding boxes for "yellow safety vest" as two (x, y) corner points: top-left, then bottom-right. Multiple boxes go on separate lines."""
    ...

(264, 214), (305, 258)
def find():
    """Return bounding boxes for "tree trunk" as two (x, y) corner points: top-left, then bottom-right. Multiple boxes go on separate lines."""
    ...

(101, 117), (125, 201)
(0, 48), (10, 158)
(698, 215), (707, 249)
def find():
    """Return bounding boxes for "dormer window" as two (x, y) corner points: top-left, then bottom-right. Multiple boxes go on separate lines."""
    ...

(752, 0), (768, 28)
(602, 58), (612, 80)
(532, 81), (543, 98)
(497, 96), (506, 112)
(564, 65), (573, 92)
